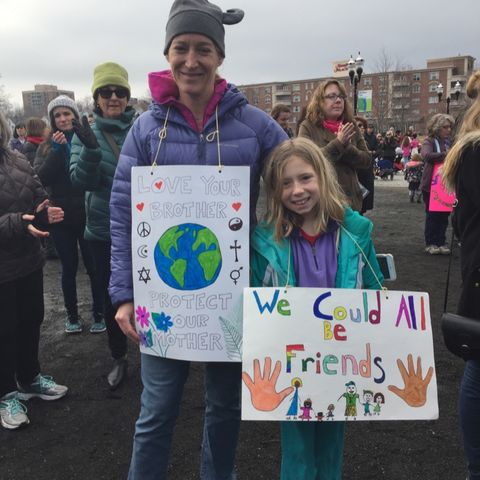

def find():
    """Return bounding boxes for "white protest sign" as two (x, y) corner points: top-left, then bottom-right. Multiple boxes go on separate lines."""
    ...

(131, 165), (249, 362)
(242, 287), (438, 421)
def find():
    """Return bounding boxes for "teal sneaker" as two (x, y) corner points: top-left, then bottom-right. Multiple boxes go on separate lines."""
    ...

(90, 320), (106, 334)
(17, 374), (68, 401)
(65, 319), (83, 334)
(0, 392), (30, 430)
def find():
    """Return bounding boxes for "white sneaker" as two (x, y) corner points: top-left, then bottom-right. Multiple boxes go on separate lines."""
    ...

(439, 245), (451, 255)
(17, 374), (68, 401)
(425, 245), (441, 255)
(0, 392), (30, 430)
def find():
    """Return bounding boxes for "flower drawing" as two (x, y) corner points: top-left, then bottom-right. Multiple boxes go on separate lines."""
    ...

(135, 305), (150, 329)
(152, 312), (173, 333)
(139, 329), (153, 348)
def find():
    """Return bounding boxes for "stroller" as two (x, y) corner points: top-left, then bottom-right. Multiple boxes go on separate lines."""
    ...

(375, 157), (395, 180)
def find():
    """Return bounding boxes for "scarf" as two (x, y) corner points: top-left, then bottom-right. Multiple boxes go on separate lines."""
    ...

(322, 119), (343, 134)
(26, 136), (43, 145)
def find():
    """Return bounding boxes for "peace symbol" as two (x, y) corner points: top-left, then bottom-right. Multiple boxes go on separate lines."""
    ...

(137, 222), (151, 238)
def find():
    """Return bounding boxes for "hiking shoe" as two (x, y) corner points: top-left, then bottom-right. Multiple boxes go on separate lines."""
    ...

(65, 319), (83, 334)
(439, 245), (451, 255)
(0, 393), (30, 430)
(425, 245), (441, 255)
(90, 320), (106, 334)
(17, 374), (68, 401)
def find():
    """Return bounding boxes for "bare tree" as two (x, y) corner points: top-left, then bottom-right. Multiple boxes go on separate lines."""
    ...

(76, 95), (94, 115)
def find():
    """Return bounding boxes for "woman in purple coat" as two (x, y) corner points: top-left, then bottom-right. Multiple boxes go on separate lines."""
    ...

(108, 1), (287, 478)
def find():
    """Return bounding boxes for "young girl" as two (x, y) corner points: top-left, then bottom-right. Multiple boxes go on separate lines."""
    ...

(251, 137), (384, 480)
(401, 135), (411, 166)
(404, 153), (424, 203)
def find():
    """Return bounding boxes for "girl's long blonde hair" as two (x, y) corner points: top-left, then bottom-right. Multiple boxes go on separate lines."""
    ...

(443, 70), (480, 190)
(263, 137), (347, 241)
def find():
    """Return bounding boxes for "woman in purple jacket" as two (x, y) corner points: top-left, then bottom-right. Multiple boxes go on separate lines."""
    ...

(108, 1), (287, 478)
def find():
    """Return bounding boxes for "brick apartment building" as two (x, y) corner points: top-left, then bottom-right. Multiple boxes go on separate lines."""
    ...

(22, 84), (75, 118)
(238, 55), (475, 134)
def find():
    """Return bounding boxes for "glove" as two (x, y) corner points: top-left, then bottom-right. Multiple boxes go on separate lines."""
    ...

(31, 208), (50, 231)
(72, 116), (99, 149)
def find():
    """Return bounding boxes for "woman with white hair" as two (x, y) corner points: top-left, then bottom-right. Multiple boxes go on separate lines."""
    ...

(420, 113), (454, 255)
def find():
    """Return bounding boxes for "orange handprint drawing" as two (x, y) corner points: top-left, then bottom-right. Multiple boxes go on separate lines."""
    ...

(388, 354), (434, 407)
(242, 357), (294, 411)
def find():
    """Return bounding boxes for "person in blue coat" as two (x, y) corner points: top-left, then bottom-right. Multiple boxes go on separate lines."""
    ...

(250, 137), (383, 480)
(108, 1), (287, 478)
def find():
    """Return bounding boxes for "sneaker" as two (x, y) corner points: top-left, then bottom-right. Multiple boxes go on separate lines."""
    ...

(0, 393), (30, 430)
(17, 374), (68, 401)
(65, 319), (83, 334)
(439, 245), (451, 255)
(425, 245), (441, 255)
(90, 320), (106, 334)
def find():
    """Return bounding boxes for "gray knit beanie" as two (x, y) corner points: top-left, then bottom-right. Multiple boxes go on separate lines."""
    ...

(164, 0), (244, 57)
(47, 95), (80, 125)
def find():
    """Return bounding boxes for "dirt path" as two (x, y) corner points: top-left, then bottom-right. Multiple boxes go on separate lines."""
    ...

(0, 175), (467, 480)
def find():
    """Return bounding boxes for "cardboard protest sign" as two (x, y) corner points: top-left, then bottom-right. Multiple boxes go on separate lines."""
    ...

(429, 163), (456, 212)
(131, 165), (249, 362)
(242, 287), (438, 421)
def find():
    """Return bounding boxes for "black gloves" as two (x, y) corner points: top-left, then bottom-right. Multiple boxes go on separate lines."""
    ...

(72, 116), (99, 149)
(31, 208), (50, 231)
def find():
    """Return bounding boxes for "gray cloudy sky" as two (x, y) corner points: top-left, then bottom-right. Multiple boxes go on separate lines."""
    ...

(1, 0), (478, 107)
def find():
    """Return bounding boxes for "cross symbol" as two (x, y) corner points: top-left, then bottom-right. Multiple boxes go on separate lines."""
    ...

(230, 240), (241, 262)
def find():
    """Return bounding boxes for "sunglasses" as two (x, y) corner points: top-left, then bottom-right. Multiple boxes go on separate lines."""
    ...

(97, 87), (129, 99)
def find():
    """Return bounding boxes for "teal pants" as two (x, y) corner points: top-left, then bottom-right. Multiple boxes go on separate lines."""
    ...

(280, 421), (345, 480)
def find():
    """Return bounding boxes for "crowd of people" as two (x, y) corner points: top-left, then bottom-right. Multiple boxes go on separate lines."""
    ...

(1, 0), (479, 478)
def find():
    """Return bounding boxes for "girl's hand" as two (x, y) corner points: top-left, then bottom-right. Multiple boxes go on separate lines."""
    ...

(337, 122), (356, 146)
(52, 131), (67, 144)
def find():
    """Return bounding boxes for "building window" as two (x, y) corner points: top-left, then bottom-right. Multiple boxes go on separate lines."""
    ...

(253, 97), (259, 105)
(292, 106), (301, 113)
(429, 71), (439, 81)
(429, 84), (438, 93)
(292, 84), (300, 91)
(293, 95), (301, 103)
(428, 96), (439, 104)
(412, 84), (421, 94)
(411, 97), (420, 104)
(264, 87), (271, 94)
(363, 77), (372, 86)
(412, 73), (421, 81)
(264, 95), (271, 104)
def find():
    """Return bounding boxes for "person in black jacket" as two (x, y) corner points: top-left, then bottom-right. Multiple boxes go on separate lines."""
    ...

(22, 117), (47, 165)
(0, 112), (68, 430)
(34, 95), (104, 334)
(443, 70), (480, 480)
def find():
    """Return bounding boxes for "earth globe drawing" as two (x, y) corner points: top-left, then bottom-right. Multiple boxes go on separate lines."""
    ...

(154, 223), (222, 290)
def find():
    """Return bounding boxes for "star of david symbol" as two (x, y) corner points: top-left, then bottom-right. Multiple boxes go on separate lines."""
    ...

(138, 267), (151, 284)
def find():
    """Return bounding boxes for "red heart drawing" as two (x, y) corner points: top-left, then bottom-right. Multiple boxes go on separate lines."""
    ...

(136, 202), (144, 212)
(232, 202), (242, 211)
(155, 181), (163, 190)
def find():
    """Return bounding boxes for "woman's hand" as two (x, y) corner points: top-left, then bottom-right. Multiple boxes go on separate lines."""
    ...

(337, 122), (356, 146)
(115, 302), (139, 344)
(21, 200), (65, 238)
(52, 131), (67, 145)
(72, 116), (99, 149)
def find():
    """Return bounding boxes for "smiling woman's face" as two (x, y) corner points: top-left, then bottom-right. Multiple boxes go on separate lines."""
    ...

(167, 33), (223, 101)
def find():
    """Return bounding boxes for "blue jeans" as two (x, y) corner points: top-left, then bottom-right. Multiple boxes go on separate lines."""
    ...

(128, 354), (241, 479)
(460, 360), (480, 480)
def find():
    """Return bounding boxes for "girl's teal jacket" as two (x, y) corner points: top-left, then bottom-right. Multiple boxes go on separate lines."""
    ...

(251, 207), (384, 289)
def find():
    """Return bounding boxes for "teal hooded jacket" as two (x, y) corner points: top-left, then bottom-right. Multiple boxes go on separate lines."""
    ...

(251, 207), (384, 290)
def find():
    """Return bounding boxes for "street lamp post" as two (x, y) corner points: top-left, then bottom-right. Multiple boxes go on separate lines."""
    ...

(436, 81), (462, 114)
(348, 52), (364, 116)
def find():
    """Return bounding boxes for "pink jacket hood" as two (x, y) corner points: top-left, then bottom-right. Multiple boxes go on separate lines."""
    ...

(148, 70), (228, 131)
